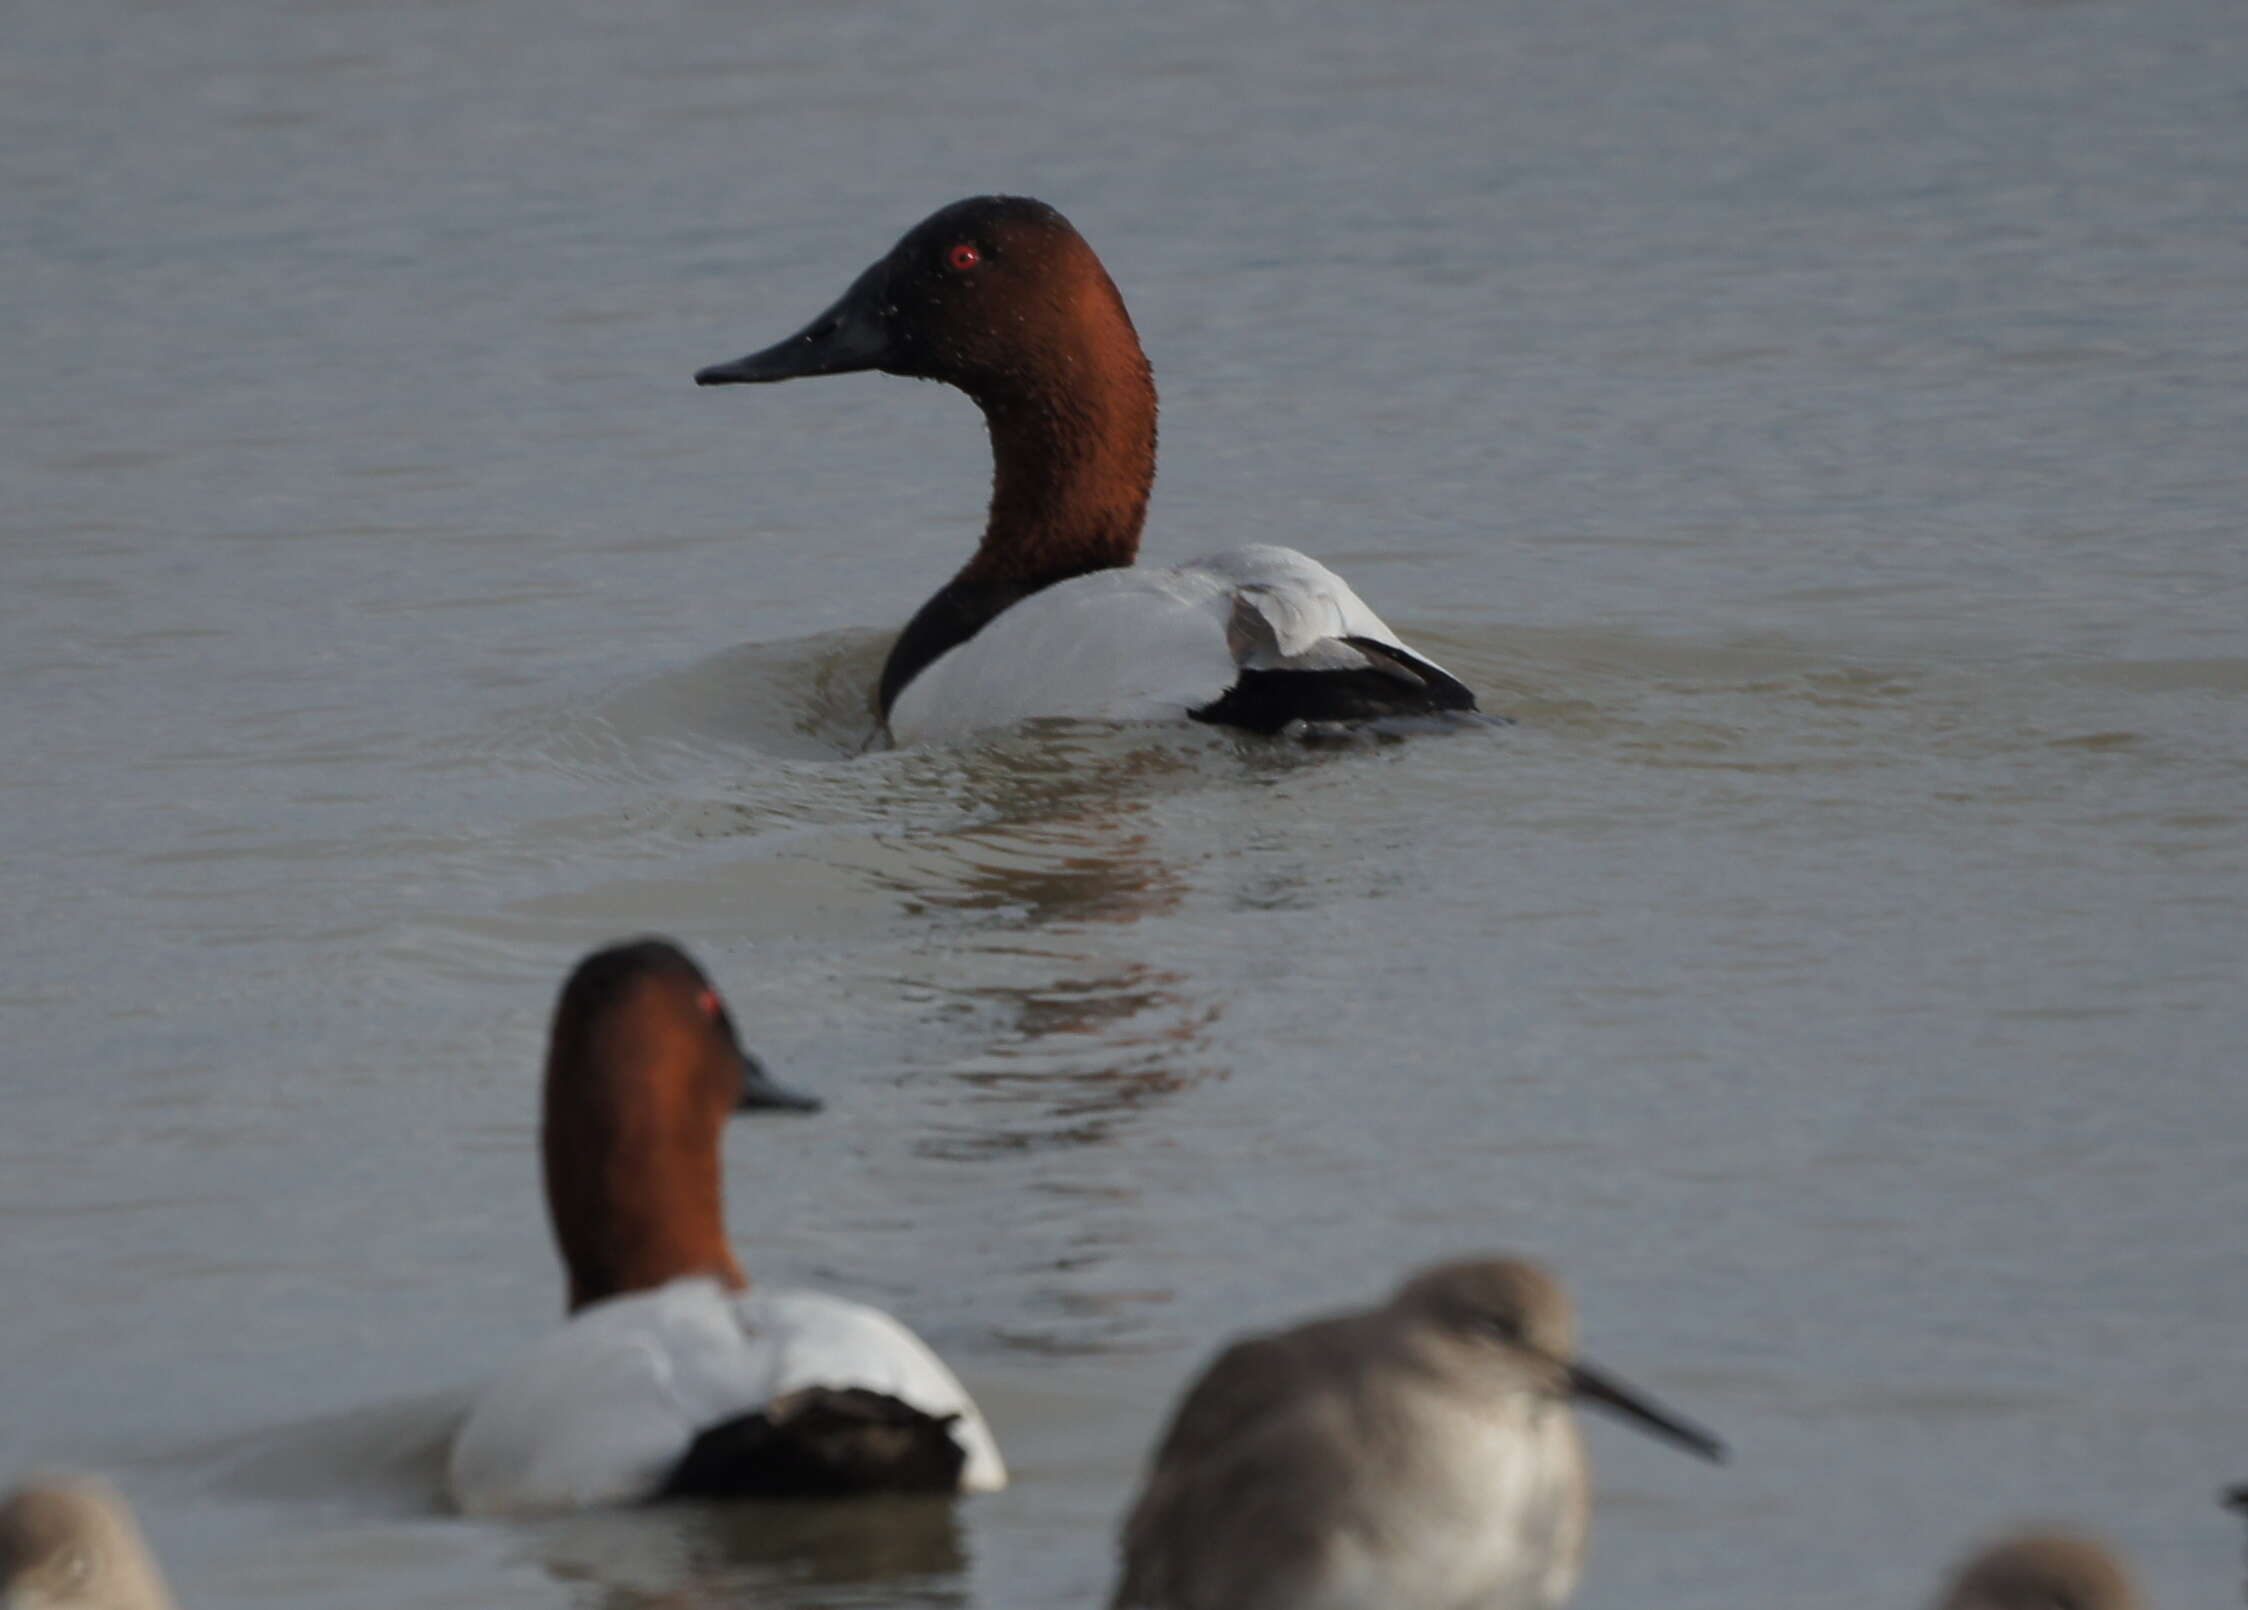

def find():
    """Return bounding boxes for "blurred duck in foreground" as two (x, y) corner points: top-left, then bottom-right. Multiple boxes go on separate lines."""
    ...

(2227, 1485), (2246, 1602)
(0, 1478), (175, 1610)
(447, 939), (1005, 1516)
(1928, 1531), (2144, 1610)
(1108, 1254), (1724, 1610)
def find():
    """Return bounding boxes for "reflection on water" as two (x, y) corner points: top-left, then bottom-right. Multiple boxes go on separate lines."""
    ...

(879, 795), (1215, 1163)
(912, 958), (1217, 1165)
(858, 786), (1221, 1361)
(532, 1494), (968, 1610)
(869, 792), (1189, 926)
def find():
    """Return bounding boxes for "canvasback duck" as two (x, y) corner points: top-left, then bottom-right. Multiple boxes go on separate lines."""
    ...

(0, 1477), (177, 1610)
(696, 196), (1480, 746)
(1109, 1255), (1724, 1610)
(446, 939), (1005, 1516)
(1929, 1532), (2144, 1610)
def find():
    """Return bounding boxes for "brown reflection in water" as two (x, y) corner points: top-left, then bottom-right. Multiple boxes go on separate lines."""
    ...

(917, 961), (1220, 1164)
(896, 826), (1185, 925)
(874, 802), (1221, 1162)
(536, 1493), (967, 1610)
(854, 761), (1230, 1157)
(884, 793), (1224, 1355)
(854, 737), (1288, 1356)
(870, 741), (1198, 926)
(920, 955), (1215, 1358)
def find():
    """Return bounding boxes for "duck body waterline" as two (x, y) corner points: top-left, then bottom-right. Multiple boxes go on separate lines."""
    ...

(697, 196), (1478, 746)
(446, 940), (1004, 1517)
(887, 544), (1472, 746)
(449, 1278), (1005, 1515)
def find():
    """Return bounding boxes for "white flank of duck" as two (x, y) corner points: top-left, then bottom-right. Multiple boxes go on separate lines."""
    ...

(887, 545), (1431, 745)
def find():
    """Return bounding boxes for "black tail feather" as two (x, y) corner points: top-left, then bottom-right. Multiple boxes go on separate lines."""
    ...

(659, 1387), (968, 1500)
(1193, 637), (1479, 735)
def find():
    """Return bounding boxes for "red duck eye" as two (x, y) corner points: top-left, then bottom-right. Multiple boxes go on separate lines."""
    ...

(696, 988), (724, 1019)
(947, 243), (982, 271)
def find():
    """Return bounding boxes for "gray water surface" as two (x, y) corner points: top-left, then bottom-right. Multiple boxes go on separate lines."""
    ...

(4, 2), (2245, 1607)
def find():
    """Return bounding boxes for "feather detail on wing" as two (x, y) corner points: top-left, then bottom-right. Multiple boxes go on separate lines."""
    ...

(886, 545), (1468, 745)
(741, 1288), (1007, 1493)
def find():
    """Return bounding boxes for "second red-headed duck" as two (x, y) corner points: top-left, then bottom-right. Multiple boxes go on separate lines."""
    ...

(697, 196), (1479, 747)
(446, 939), (1005, 1516)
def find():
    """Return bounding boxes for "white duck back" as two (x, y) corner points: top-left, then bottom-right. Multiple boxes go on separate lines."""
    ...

(448, 1278), (1006, 1517)
(887, 544), (1443, 746)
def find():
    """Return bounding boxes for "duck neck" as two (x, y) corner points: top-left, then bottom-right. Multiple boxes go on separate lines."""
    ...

(543, 1087), (746, 1315)
(874, 268), (1159, 719)
(956, 352), (1157, 590)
